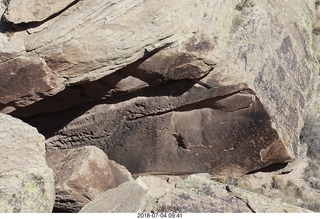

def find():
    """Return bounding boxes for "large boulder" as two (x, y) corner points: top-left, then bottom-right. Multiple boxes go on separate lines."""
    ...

(46, 146), (132, 212)
(39, 88), (291, 175)
(80, 174), (312, 213)
(0, 113), (55, 213)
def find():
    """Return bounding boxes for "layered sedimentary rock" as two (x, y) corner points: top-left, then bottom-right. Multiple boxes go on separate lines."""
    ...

(0, 113), (55, 213)
(0, 0), (317, 175)
(2, 0), (76, 24)
(46, 146), (132, 212)
(80, 174), (312, 213)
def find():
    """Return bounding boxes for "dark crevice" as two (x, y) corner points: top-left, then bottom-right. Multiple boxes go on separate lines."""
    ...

(8, 42), (179, 118)
(245, 203), (256, 213)
(10, 53), (219, 118)
(245, 162), (288, 175)
(52, 207), (74, 213)
(173, 133), (187, 149)
(17, 79), (197, 136)
(279, 170), (292, 175)
(125, 88), (252, 121)
(11, 77), (197, 118)
(226, 186), (256, 213)
(0, 0), (81, 33)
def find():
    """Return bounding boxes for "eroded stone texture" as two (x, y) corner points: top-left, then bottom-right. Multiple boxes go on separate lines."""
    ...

(2, 0), (77, 24)
(0, 113), (55, 213)
(156, 174), (312, 213)
(0, 52), (58, 109)
(80, 174), (312, 213)
(0, 0), (316, 176)
(1, 0), (222, 110)
(31, 82), (292, 176)
(80, 178), (156, 213)
(46, 146), (132, 212)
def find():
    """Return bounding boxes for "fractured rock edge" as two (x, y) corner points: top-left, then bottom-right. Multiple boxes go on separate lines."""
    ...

(46, 146), (132, 212)
(80, 174), (312, 213)
(0, 113), (55, 213)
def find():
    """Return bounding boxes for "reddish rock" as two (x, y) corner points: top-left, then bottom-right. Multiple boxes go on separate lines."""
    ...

(46, 146), (132, 212)
(0, 52), (58, 113)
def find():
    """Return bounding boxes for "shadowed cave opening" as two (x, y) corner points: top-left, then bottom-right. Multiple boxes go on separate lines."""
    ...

(246, 162), (289, 174)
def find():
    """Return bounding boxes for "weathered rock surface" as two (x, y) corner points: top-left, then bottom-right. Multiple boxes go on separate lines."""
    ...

(80, 174), (312, 213)
(5, 0), (315, 174)
(37, 86), (291, 175)
(2, 0), (76, 24)
(0, 113), (55, 213)
(46, 146), (132, 212)
(0, 52), (58, 109)
(0, 0), (195, 111)
(80, 177), (156, 213)
(217, 155), (320, 212)
(1, 0), (317, 176)
(156, 174), (312, 213)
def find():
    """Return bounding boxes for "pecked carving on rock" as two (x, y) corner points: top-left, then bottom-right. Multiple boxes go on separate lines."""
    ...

(29, 81), (292, 176)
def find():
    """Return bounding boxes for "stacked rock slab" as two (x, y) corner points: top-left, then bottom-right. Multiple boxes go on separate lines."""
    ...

(46, 146), (132, 212)
(80, 174), (312, 213)
(0, 1), (317, 175)
(0, 113), (55, 213)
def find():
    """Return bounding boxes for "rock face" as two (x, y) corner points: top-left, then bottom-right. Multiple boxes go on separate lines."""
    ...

(37, 87), (291, 175)
(46, 146), (132, 212)
(0, 0), (317, 175)
(0, 113), (55, 213)
(80, 174), (312, 213)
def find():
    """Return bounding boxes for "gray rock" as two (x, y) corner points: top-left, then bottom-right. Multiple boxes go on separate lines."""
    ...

(0, 113), (55, 213)
(46, 146), (132, 212)
(80, 178), (156, 213)
(301, 115), (320, 159)
(137, 175), (180, 199)
(156, 174), (251, 213)
(227, 180), (312, 213)
(81, 173), (312, 213)
(308, 177), (320, 190)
